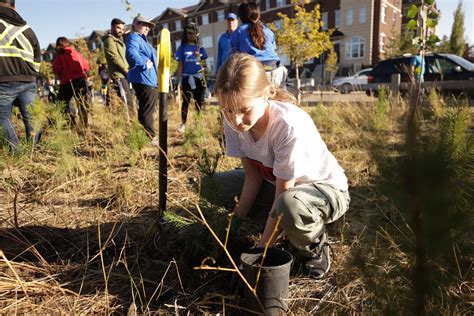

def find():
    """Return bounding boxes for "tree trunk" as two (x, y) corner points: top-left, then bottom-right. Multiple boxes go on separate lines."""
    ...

(296, 64), (301, 104)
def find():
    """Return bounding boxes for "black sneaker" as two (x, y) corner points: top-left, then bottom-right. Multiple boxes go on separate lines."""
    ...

(303, 234), (331, 279)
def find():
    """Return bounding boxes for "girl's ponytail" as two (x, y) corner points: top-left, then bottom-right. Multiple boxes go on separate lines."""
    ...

(249, 21), (265, 50)
(238, 2), (266, 50)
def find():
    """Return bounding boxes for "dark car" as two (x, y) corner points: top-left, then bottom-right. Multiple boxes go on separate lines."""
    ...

(369, 53), (474, 83)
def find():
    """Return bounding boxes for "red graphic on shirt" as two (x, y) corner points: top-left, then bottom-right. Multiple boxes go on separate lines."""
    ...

(247, 158), (276, 181)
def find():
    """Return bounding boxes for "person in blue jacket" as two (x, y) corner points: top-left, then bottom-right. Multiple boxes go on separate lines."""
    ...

(230, 2), (287, 88)
(175, 22), (208, 133)
(216, 13), (238, 75)
(126, 15), (158, 139)
(410, 54), (425, 83)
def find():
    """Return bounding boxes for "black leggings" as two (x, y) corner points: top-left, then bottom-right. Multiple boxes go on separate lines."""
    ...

(57, 77), (90, 126)
(181, 76), (205, 124)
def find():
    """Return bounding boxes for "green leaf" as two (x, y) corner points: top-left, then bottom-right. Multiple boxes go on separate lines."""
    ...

(407, 5), (418, 19)
(426, 18), (438, 28)
(428, 11), (439, 20)
(428, 34), (440, 44)
(425, 0), (435, 5)
(406, 19), (418, 31)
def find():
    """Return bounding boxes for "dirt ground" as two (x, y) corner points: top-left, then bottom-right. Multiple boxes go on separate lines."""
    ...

(0, 96), (471, 314)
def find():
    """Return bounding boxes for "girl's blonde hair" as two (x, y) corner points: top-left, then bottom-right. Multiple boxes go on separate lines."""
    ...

(215, 53), (296, 114)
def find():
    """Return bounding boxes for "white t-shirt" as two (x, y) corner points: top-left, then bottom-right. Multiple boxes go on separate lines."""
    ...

(224, 100), (348, 191)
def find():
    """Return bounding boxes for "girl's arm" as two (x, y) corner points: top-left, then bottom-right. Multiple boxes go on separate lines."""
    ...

(257, 177), (295, 248)
(235, 157), (264, 218)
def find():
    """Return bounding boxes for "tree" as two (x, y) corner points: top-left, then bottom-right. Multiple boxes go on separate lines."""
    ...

(39, 61), (54, 81)
(74, 37), (102, 91)
(386, 29), (418, 58)
(325, 47), (337, 83)
(270, 0), (333, 102)
(449, 1), (466, 56)
(406, 0), (440, 60)
(434, 35), (450, 53)
(121, 0), (132, 11)
(405, 1), (442, 314)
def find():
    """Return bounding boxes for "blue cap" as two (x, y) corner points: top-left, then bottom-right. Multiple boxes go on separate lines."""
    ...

(226, 13), (238, 20)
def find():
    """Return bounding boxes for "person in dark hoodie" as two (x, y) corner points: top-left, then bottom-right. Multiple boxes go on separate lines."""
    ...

(52, 37), (91, 126)
(0, 0), (41, 149)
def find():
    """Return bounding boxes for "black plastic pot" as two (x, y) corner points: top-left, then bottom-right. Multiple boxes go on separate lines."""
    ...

(240, 248), (293, 315)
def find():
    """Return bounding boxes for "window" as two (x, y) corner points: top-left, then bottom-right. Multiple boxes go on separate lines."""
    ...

(304, 58), (314, 65)
(359, 6), (366, 24)
(175, 40), (181, 50)
(357, 69), (372, 76)
(162, 22), (169, 30)
(346, 8), (353, 26)
(381, 5), (387, 24)
(273, 19), (282, 30)
(437, 57), (457, 74)
(276, 0), (285, 7)
(393, 10), (397, 22)
(335, 10), (340, 28)
(175, 20), (182, 31)
(266, 0), (271, 10)
(90, 42), (97, 51)
(201, 14), (209, 25)
(206, 57), (215, 73)
(217, 10), (225, 22)
(321, 12), (328, 30)
(202, 35), (212, 48)
(380, 34), (386, 52)
(345, 36), (365, 59)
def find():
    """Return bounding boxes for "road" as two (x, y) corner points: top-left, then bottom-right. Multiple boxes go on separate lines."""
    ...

(207, 91), (474, 106)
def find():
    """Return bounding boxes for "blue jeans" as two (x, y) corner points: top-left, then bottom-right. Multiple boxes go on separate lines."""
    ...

(0, 82), (36, 148)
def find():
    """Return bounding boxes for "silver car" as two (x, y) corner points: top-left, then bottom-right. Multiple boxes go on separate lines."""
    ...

(333, 68), (372, 93)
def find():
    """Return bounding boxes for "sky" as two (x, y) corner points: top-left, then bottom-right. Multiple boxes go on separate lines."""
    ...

(15, 0), (474, 49)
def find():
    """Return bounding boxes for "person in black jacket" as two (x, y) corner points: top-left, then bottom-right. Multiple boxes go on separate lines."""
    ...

(0, 0), (41, 149)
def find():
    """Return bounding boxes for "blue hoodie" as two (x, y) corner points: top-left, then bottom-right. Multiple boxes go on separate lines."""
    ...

(230, 23), (279, 62)
(126, 33), (157, 87)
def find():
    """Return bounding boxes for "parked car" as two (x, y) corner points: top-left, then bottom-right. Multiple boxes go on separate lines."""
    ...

(332, 68), (372, 93)
(286, 77), (315, 89)
(369, 53), (474, 83)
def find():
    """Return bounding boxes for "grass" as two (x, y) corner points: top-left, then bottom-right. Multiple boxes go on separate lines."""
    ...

(0, 92), (471, 314)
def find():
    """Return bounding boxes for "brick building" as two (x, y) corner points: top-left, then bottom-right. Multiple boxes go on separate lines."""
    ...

(149, 0), (401, 77)
(41, 0), (404, 79)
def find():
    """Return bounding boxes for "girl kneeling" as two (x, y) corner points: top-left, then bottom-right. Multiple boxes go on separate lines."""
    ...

(209, 53), (350, 279)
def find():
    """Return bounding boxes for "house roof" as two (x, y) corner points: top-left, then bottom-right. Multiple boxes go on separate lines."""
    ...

(153, 7), (188, 23)
(88, 30), (106, 41)
(193, 0), (231, 13)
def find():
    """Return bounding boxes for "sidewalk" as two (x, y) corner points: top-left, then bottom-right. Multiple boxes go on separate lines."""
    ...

(206, 91), (375, 106)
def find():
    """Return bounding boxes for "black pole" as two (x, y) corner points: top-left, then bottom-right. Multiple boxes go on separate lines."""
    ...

(159, 92), (168, 216)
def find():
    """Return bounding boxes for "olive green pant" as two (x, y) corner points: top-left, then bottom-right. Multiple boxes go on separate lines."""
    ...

(201, 169), (350, 257)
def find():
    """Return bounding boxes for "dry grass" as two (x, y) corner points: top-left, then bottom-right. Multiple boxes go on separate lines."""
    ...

(0, 93), (471, 314)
